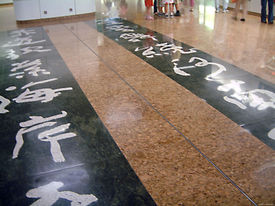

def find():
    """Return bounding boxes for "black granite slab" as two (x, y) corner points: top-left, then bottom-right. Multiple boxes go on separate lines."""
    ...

(86, 18), (275, 150)
(0, 28), (156, 206)
(1, 158), (154, 206)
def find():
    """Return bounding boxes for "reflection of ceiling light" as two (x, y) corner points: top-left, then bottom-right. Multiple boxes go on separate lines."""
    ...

(268, 128), (275, 140)
(198, 5), (215, 30)
(266, 56), (275, 71)
(105, 100), (142, 127)
(97, 35), (104, 45)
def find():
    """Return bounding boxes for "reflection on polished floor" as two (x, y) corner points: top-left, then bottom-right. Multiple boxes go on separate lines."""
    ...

(0, 0), (275, 205)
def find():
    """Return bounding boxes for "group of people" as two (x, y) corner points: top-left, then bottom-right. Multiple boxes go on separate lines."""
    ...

(145, 0), (194, 19)
(144, 0), (274, 24)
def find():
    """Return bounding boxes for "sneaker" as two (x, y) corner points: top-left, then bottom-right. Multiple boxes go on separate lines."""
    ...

(158, 12), (164, 16)
(240, 18), (245, 21)
(165, 14), (169, 18)
(222, 9), (229, 13)
(215, 9), (219, 13)
(190, 8), (194, 12)
(268, 21), (273, 24)
(261, 20), (267, 23)
(174, 10), (181, 16)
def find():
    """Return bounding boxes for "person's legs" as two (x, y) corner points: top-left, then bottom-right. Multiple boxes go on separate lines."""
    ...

(241, 0), (247, 20)
(215, 0), (220, 12)
(267, 0), (273, 23)
(154, 0), (158, 13)
(165, 2), (169, 16)
(234, 0), (241, 19)
(157, 0), (163, 14)
(146, 6), (154, 19)
(190, 0), (194, 11)
(145, 0), (154, 20)
(261, 0), (267, 22)
(223, 0), (229, 12)
(169, 3), (173, 15)
(261, 0), (267, 21)
(174, 0), (181, 16)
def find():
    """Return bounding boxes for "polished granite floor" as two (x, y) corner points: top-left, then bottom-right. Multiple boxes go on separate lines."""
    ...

(0, 1), (275, 206)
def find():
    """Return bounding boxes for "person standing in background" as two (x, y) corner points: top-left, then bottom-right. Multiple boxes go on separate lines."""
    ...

(261, 0), (273, 24)
(233, 0), (248, 21)
(174, 0), (181, 16)
(164, 0), (174, 17)
(189, 0), (194, 11)
(154, 0), (165, 16)
(145, 0), (154, 20)
(215, 0), (229, 13)
(154, 0), (158, 15)
(183, 0), (194, 12)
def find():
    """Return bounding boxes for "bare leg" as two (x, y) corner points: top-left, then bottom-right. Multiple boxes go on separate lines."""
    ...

(234, 0), (241, 19)
(165, 3), (168, 14)
(241, 0), (247, 19)
(146, 6), (154, 19)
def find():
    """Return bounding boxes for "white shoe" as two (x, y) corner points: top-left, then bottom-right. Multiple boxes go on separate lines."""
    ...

(223, 9), (229, 13)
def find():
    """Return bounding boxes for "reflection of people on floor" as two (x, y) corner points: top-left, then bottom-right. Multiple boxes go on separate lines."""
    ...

(143, 29), (155, 47)
(215, 0), (229, 13)
(261, 0), (274, 24)
(137, 0), (142, 12)
(233, 0), (248, 21)
(104, 0), (112, 11)
(119, 0), (128, 19)
(183, 0), (194, 12)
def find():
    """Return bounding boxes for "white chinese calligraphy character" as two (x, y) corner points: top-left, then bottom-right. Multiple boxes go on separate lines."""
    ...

(218, 80), (275, 111)
(21, 46), (51, 55)
(173, 57), (226, 79)
(9, 59), (50, 79)
(13, 87), (72, 103)
(268, 128), (275, 140)
(120, 33), (158, 42)
(12, 111), (77, 162)
(38, 123), (76, 162)
(6, 49), (19, 60)
(1, 79), (65, 114)
(0, 95), (11, 114)
(135, 46), (160, 58)
(10, 29), (36, 38)
(2, 37), (46, 48)
(26, 181), (98, 206)
(107, 25), (134, 32)
(156, 43), (197, 55)
(189, 57), (226, 81)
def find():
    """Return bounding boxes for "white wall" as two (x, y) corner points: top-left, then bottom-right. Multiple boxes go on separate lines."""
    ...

(39, 0), (75, 18)
(75, 0), (95, 14)
(13, 0), (95, 21)
(13, 0), (40, 20)
(0, 0), (13, 4)
(228, 0), (275, 15)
